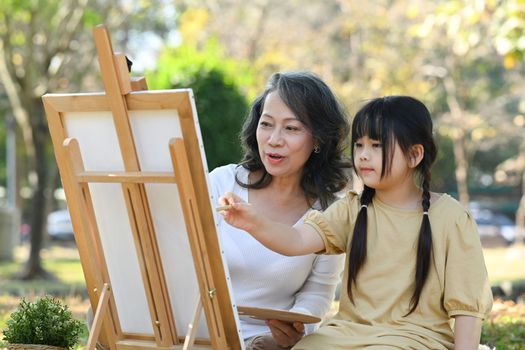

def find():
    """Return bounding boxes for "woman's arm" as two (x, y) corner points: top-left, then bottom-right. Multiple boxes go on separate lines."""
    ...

(291, 255), (343, 321)
(454, 315), (482, 350)
(219, 192), (325, 255)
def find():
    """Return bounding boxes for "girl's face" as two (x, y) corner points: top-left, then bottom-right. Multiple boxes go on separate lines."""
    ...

(353, 136), (413, 190)
(256, 91), (315, 180)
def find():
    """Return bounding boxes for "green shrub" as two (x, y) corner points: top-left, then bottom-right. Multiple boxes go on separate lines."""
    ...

(481, 319), (525, 350)
(2, 296), (83, 349)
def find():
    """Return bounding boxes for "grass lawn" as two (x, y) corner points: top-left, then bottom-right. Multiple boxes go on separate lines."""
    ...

(0, 243), (524, 349)
(480, 245), (525, 349)
(0, 245), (86, 298)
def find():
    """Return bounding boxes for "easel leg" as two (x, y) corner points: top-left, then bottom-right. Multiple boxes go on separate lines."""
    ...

(86, 283), (111, 350)
(182, 297), (202, 350)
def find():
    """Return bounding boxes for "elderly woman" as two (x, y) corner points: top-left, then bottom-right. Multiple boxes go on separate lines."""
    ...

(209, 71), (350, 350)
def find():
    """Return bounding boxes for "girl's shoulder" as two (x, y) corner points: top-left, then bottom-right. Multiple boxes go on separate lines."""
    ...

(344, 190), (361, 202)
(338, 190), (362, 212)
(430, 192), (473, 223)
(324, 190), (360, 212)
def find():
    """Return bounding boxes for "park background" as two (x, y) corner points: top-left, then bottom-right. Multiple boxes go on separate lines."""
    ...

(0, 0), (524, 348)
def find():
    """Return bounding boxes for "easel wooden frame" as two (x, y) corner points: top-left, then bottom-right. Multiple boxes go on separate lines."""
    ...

(42, 25), (243, 350)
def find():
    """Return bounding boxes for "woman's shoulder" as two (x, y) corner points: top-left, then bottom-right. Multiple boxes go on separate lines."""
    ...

(209, 164), (246, 192)
(209, 164), (240, 179)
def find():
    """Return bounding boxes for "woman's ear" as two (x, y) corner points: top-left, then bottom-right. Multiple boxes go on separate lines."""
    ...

(409, 144), (424, 168)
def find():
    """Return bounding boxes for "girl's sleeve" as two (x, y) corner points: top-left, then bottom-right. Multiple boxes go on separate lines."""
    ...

(443, 210), (493, 319)
(289, 254), (345, 334)
(303, 191), (359, 254)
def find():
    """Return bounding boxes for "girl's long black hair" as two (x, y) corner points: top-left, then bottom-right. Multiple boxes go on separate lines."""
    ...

(348, 96), (437, 315)
(236, 71), (351, 209)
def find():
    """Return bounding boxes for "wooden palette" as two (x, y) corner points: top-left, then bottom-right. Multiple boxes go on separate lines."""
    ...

(237, 306), (321, 324)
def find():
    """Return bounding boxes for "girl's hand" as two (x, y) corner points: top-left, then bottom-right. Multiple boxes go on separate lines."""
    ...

(266, 319), (305, 348)
(218, 192), (259, 233)
(219, 192), (325, 256)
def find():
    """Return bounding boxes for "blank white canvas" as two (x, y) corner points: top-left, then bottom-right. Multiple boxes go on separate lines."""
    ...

(130, 110), (208, 337)
(63, 109), (209, 337)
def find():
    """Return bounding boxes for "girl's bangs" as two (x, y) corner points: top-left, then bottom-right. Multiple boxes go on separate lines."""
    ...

(352, 100), (394, 177)
(352, 108), (384, 141)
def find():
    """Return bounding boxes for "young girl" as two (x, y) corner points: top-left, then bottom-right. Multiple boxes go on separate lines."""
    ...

(219, 96), (493, 350)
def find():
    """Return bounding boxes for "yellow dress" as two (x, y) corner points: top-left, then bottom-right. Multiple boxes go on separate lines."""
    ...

(294, 191), (493, 350)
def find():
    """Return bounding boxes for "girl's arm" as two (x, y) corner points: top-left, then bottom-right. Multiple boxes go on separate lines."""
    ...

(453, 315), (482, 350)
(219, 192), (325, 255)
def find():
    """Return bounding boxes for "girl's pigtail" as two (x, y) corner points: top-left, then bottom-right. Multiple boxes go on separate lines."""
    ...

(406, 162), (433, 315)
(347, 185), (375, 303)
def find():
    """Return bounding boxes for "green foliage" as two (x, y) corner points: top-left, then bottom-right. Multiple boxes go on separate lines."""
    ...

(2, 296), (83, 349)
(491, 0), (525, 68)
(431, 133), (457, 194)
(147, 38), (255, 96)
(82, 8), (103, 28)
(181, 69), (248, 169)
(146, 39), (253, 170)
(481, 319), (525, 350)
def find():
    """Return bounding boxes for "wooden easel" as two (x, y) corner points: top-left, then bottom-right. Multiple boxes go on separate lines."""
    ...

(43, 25), (243, 350)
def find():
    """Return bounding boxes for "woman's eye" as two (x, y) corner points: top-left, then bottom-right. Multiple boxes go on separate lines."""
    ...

(259, 121), (272, 127)
(285, 125), (300, 132)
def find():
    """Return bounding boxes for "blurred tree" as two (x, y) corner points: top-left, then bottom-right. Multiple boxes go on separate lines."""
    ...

(490, 0), (525, 245)
(432, 134), (457, 194)
(146, 9), (253, 170)
(0, 0), (100, 279)
(171, 1), (524, 203)
(0, 0), (175, 279)
(169, 1), (439, 195)
(409, 0), (519, 207)
(0, 93), (8, 189)
(0, 119), (5, 191)
(173, 1), (349, 92)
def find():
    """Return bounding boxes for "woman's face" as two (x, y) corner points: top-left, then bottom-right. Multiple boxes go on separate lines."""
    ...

(256, 91), (315, 180)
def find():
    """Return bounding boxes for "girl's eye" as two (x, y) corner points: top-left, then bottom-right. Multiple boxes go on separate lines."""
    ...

(354, 142), (362, 148)
(372, 143), (382, 148)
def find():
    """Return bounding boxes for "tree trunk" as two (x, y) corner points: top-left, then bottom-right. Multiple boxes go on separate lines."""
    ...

(246, 0), (270, 62)
(443, 74), (470, 208)
(514, 157), (525, 246)
(452, 132), (470, 207)
(19, 101), (53, 280)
